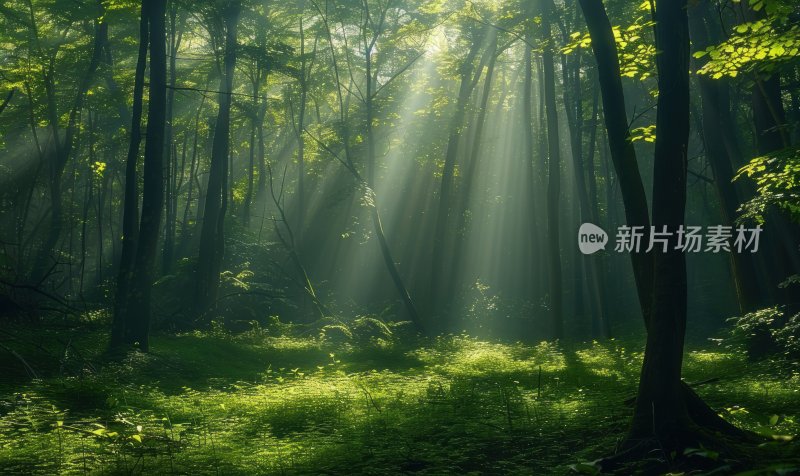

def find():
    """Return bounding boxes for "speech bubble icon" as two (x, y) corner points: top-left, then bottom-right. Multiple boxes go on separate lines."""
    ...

(578, 223), (608, 255)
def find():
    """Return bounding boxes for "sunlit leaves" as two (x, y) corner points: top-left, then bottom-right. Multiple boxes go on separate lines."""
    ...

(735, 147), (800, 223)
(630, 125), (656, 143)
(91, 160), (106, 177)
(695, 1), (800, 79)
(562, 16), (656, 81)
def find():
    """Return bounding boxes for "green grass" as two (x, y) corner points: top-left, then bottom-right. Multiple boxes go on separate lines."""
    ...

(0, 324), (798, 475)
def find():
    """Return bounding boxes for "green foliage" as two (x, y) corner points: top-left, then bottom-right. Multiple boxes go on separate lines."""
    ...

(694, 0), (800, 78)
(630, 124), (656, 143)
(563, 12), (656, 81)
(735, 147), (800, 223)
(2, 327), (798, 474)
(726, 306), (800, 360)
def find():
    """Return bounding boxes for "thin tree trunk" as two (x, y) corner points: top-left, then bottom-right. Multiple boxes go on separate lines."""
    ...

(448, 34), (499, 305)
(125, 0), (168, 351)
(578, 0), (653, 323)
(111, 1), (149, 348)
(161, 4), (183, 275)
(0, 88), (14, 116)
(363, 16), (423, 331)
(541, 4), (563, 340)
(195, 1), (241, 318)
(429, 34), (486, 321)
(688, 2), (763, 312)
(34, 6), (106, 282)
(295, 18), (308, 249)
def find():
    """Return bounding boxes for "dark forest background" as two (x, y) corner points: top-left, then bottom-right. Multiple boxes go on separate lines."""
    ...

(1, 0), (799, 473)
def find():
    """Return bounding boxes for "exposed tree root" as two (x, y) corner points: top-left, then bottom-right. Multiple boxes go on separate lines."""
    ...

(595, 383), (765, 474)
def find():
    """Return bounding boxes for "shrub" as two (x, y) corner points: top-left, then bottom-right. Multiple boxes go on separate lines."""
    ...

(727, 306), (800, 360)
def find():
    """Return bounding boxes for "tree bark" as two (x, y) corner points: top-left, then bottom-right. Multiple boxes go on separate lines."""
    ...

(629, 0), (692, 443)
(161, 4), (183, 275)
(195, 1), (241, 318)
(33, 4), (106, 282)
(688, 1), (763, 313)
(541, 4), (563, 340)
(429, 30), (487, 323)
(0, 88), (14, 116)
(578, 0), (653, 323)
(111, 0), (149, 349)
(125, 0), (168, 351)
(448, 34), (499, 307)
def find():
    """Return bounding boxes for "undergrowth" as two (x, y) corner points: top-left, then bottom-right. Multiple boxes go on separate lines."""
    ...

(0, 322), (798, 475)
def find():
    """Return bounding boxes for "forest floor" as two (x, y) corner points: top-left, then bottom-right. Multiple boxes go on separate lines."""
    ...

(0, 318), (799, 475)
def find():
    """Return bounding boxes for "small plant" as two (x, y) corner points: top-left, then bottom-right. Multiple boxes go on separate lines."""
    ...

(727, 306), (800, 359)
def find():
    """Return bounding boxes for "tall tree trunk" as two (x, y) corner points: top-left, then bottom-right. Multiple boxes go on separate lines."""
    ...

(561, 46), (607, 338)
(429, 33), (486, 322)
(244, 118), (256, 227)
(294, 18), (310, 249)
(363, 17), (423, 332)
(195, 1), (241, 318)
(580, 1), (750, 466)
(125, 0), (168, 351)
(111, 0), (149, 349)
(585, 76), (611, 337)
(578, 0), (653, 323)
(541, 4), (563, 340)
(34, 6), (106, 282)
(180, 93), (206, 247)
(629, 0), (692, 443)
(449, 34), (499, 307)
(688, 1), (763, 313)
(161, 4), (183, 274)
(523, 38), (539, 300)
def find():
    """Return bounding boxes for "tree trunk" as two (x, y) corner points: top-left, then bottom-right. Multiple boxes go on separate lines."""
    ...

(688, 2), (763, 313)
(195, 1), (241, 318)
(429, 33), (486, 322)
(161, 4), (183, 275)
(578, 0), (653, 323)
(448, 34), (499, 307)
(0, 88), (14, 116)
(629, 0), (692, 443)
(125, 0), (168, 351)
(33, 6), (106, 282)
(541, 4), (563, 340)
(294, 19), (314, 249)
(111, 0), (149, 349)
(363, 18), (424, 332)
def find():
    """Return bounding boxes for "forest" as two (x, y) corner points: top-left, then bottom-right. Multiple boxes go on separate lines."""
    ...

(1, 0), (799, 473)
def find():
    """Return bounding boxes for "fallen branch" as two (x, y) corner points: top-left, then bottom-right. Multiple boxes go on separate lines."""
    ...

(0, 342), (39, 379)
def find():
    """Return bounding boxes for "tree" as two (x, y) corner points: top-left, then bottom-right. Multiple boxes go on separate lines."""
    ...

(540, 0), (563, 340)
(579, 0), (754, 466)
(195, 0), (242, 319)
(112, 0), (168, 352)
(111, 0), (149, 348)
(577, 0), (653, 324)
(688, 0), (764, 313)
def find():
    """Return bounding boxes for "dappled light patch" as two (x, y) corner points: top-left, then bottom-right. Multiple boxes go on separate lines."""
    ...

(3, 331), (796, 473)
(574, 340), (631, 380)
